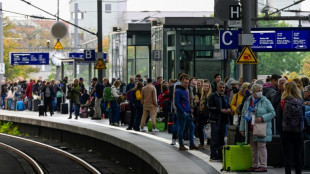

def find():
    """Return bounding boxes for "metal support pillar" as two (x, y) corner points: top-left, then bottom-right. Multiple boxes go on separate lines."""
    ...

(73, 59), (77, 78)
(89, 62), (92, 86)
(97, 0), (103, 83)
(61, 62), (64, 81)
(0, 3), (3, 82)
(241, 0), (252, 82)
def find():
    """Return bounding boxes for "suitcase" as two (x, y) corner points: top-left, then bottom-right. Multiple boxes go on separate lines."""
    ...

(221, 144), (252, 172)
(32, 99), (41, 111)
(304, 140), (310, 169)
(16, 101), (24, 111)
(120, 111), (127, 125)
(39, 104), (44, 116)
(267, 135), (284, 167)
(227, 125), (236, 145)
(61, 103), (68, 114)
(120, 102), (129, 111)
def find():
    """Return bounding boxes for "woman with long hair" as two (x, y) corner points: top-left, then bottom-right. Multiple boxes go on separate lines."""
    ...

(280, 81), (304, 174)
(196, 81), (212, 149)
(68, 78), (81, 119)
(110, 80), (121, 125)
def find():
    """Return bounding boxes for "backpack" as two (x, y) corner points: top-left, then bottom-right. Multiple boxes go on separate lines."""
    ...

(103, 86), (116, 101)
(282, 97), (304, 133)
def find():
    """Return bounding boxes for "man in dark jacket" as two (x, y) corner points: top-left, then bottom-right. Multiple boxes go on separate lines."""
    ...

(91, 77), (103, 120)
(209, 81), (231, 161)
(174, 76), (199, 151)
(271, 78), (287, 134)
(263, 74), (281, 101)
(211, 74), (221, 93)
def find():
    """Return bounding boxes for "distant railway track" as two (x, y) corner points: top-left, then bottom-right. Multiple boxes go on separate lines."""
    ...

(0, 133), (101, 174)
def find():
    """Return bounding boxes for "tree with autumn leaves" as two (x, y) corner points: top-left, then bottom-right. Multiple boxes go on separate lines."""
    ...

(3, 17), (39, 80)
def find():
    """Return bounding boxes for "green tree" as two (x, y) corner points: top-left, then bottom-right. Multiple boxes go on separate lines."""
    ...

(256, 15), (309, 75)
(3, 18), (39, 80)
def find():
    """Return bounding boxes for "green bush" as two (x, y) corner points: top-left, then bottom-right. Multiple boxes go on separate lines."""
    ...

(0, 122), (22, 136)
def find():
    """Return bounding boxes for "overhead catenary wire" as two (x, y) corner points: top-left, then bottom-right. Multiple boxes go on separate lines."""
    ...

(20, 0), (97, 36)
(0, 9), (56, 20)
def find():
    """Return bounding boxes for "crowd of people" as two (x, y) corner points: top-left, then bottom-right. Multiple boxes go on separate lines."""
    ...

(1, 73), (310, 173)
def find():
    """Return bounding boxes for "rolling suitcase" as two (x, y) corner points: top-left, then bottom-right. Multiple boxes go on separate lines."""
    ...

(61, 103), (68, 114)
(32, 99), (41, 111)
(39, 104), (44, 116)
(222, 144), (252, 172)
(267, 135), (284, 167)
(17, 101), (24, 111)
(304, 140), (310, 169)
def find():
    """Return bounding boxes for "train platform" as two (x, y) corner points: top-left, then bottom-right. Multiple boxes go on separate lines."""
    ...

(0, 110), (307, 174)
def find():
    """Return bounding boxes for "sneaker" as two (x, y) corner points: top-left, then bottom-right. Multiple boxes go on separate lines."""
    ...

(254, 167), (267, 172)
(209, 157), (221, 162)
(114, 122), (119, 126)
(171, 139), (176, 145)
(153, 128), (160, 132)
(189, 144), (199, 150)
(179, 145), (188, 151)
(140, 127), (147, 132)
(126, 127), (133, 130)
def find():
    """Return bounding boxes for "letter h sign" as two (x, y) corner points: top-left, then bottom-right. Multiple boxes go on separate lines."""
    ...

(230, 5), (240, 20)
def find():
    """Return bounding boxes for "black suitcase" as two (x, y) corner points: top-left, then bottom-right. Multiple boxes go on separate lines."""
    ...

(304, 140), (310, 169)
(267, 135), (284, 167)
(61, 103), (68, 114)
(120, 111), (126, 125)
(39, 104), (44, 116)
(32, 99), (41, 111)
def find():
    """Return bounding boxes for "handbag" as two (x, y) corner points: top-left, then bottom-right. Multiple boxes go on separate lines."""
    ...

(56, 91), (63, 98)
(253, 122), (267, 137)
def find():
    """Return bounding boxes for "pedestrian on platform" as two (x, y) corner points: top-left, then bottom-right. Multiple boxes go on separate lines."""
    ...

(209, 81), (231, 160)
(91, 77), (103, 120)
(126, 76), (135, 93)
(41, 81), (55, 116)
(240, 84), (275, 172)
(132, 81), (143, 131)
(280, 82), (304, 174)
(196, 81), (212, 149)
(110, 80), (121, 125)
(211, 74), (221, 93)
(23, 79), (34, 111)
(67, 79), (81, 119)
(174, 76), (199, 150)
(140, 78), (158, 132)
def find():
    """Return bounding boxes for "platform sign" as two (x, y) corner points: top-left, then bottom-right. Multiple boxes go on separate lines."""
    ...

(236, 46), (258, 64)
(84, 49), (96, 61)
(10, 52), (49, 65)
(94, 59), (106, 69)
(220, 27), (310, 52)
(69, 52), (84, 59)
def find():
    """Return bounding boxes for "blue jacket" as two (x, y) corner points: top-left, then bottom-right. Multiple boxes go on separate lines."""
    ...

(240, 95), (275, 143)
(174, 86), (192, 114)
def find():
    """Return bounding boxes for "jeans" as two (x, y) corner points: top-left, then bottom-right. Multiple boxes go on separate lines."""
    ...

(177, 111), (195, 146)
(281, 131), (303, 174)
(27, 97), (33, 111)
(128, 103), (136, 129)
(110, 100), (120, 124)
(1, 94), (6, 108)
(70, 101), (80, 117)
(134, 104), (143, 130)
(210, 122), (226, 158)
(44, 97), (53, 115)
(52, 98), (57, 112)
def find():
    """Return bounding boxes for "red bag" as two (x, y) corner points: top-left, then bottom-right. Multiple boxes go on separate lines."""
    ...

(120, 102), (129, 111)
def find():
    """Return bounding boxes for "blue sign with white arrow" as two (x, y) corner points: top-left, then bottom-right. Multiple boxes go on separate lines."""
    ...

(10, 52), (49, 65)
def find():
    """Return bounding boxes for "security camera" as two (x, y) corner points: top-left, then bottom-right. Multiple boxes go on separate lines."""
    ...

(47, 40), (51, 48)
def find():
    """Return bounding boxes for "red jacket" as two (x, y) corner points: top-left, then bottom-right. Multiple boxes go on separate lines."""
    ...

(23, 81), (34, 99)
(158, 90), (170, 108)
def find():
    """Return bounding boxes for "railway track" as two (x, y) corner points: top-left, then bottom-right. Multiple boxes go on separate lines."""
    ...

(0, 133), (101, 174)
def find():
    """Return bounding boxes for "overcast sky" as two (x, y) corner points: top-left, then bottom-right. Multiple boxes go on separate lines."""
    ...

(0, 0), (309, 20)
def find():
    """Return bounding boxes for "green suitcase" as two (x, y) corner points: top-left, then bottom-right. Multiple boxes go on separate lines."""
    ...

(222, 144), (252, 172)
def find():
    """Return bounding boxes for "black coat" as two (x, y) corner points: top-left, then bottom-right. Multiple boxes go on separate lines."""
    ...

(208, 92), (231, 124)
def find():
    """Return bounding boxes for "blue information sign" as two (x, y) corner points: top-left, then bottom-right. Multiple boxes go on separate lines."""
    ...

(10, 52), (49, 65)
(220, 28), (310, 52)
(69, 52), (84, 59)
